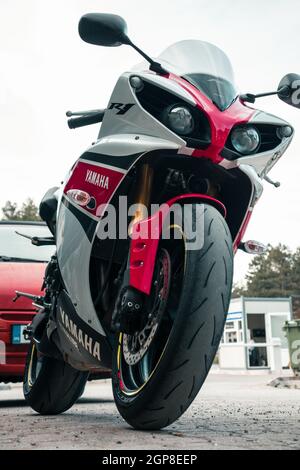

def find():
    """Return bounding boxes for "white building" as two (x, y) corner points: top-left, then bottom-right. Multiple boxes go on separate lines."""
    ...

(219, 297), (292, 372)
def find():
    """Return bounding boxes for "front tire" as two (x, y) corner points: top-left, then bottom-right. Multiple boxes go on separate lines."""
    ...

(112, 203), (233, 430)
(23, 342), (88, 415)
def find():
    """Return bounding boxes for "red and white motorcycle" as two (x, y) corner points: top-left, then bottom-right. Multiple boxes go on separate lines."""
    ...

(20, 13), (299, 430)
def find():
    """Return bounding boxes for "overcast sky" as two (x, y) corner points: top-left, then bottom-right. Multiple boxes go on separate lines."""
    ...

(1, 0), (299, 283)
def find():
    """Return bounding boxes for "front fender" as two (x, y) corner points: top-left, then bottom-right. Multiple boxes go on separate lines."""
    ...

(129, 194), (226, 295)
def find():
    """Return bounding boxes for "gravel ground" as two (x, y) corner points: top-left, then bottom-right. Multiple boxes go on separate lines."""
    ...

(0, 373), (299, 450)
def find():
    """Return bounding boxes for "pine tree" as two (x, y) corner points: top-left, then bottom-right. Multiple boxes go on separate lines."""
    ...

(18, 198), (41, 221)
(245, 244), (293, 297)
(1, 201), (20, 220)
(1, 198), (41, 221)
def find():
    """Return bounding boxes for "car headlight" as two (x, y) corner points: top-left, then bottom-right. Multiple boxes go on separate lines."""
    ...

(164, 105), (194, 136)
(231, 126), (260, 155)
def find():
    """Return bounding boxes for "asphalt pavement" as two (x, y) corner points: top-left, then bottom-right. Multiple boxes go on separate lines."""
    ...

(0, 372), (299, 450)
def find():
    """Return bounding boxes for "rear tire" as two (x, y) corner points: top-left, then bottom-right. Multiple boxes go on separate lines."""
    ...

(23, 341), (88, 415)
(112, 203), (233, 430)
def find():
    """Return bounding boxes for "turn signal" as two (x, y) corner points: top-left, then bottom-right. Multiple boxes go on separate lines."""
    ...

(239, 240), (267, 255)
(67, 189), (91, 207)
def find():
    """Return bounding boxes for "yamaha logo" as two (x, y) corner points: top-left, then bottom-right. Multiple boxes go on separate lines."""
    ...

(85, 169), (109, 190)
(59, 307), (101, 361)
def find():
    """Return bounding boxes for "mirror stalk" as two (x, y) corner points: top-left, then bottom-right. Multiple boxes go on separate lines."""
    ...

(240, 86), (289, 104)
(125, 37), (168, 75)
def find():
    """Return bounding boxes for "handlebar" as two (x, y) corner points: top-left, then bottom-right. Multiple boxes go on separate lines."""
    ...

(67, 109), (106, 129)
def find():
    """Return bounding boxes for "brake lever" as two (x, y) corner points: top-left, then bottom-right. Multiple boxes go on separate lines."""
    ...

(66, 109), (103, 117)
(264, 175), (281, 188)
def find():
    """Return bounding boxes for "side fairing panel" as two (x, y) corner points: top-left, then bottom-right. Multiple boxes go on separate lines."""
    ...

(235, 138), (292, 177)
(99, 72), (186, 146)
(56, 201), (103, 334)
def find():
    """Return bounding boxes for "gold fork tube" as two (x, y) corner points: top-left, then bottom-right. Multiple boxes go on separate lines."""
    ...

(130, 164), (154, 230)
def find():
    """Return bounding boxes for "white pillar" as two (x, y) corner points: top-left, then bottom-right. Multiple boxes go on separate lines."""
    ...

(270, 338), (282, 373)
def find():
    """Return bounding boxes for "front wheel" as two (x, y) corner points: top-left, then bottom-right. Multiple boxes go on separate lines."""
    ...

(112, 203), (233, 430)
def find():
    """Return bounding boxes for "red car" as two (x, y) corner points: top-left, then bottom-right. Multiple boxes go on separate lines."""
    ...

(0, 221), (53, 383)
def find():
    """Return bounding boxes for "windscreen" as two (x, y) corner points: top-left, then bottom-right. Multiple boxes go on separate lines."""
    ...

(135, 40), (238, 111)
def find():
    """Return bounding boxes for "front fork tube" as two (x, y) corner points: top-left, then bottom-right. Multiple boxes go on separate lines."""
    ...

(111, 164), (154, 332)
(130, 164), (154, 232)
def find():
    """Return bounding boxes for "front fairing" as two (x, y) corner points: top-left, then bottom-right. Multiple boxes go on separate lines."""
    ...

(130, 40), (294, 175)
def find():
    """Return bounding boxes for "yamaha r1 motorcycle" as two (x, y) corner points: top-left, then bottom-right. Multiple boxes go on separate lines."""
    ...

(19, 13), (300, 430)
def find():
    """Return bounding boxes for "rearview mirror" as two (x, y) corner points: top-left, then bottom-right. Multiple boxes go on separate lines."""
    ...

(278, 73), (300, 109)
(78, 13), (130, 47)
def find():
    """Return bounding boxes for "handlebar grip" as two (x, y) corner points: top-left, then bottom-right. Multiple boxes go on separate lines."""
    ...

(68, 110), (105, 129)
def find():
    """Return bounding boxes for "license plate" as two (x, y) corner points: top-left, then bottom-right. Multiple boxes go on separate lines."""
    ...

(11, 325), (29, 344)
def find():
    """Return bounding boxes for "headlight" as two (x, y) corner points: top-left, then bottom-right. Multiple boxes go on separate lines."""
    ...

(164, 105), (194, 136)
(277, 125), (293, 139)
(231, 126), (260, 155)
